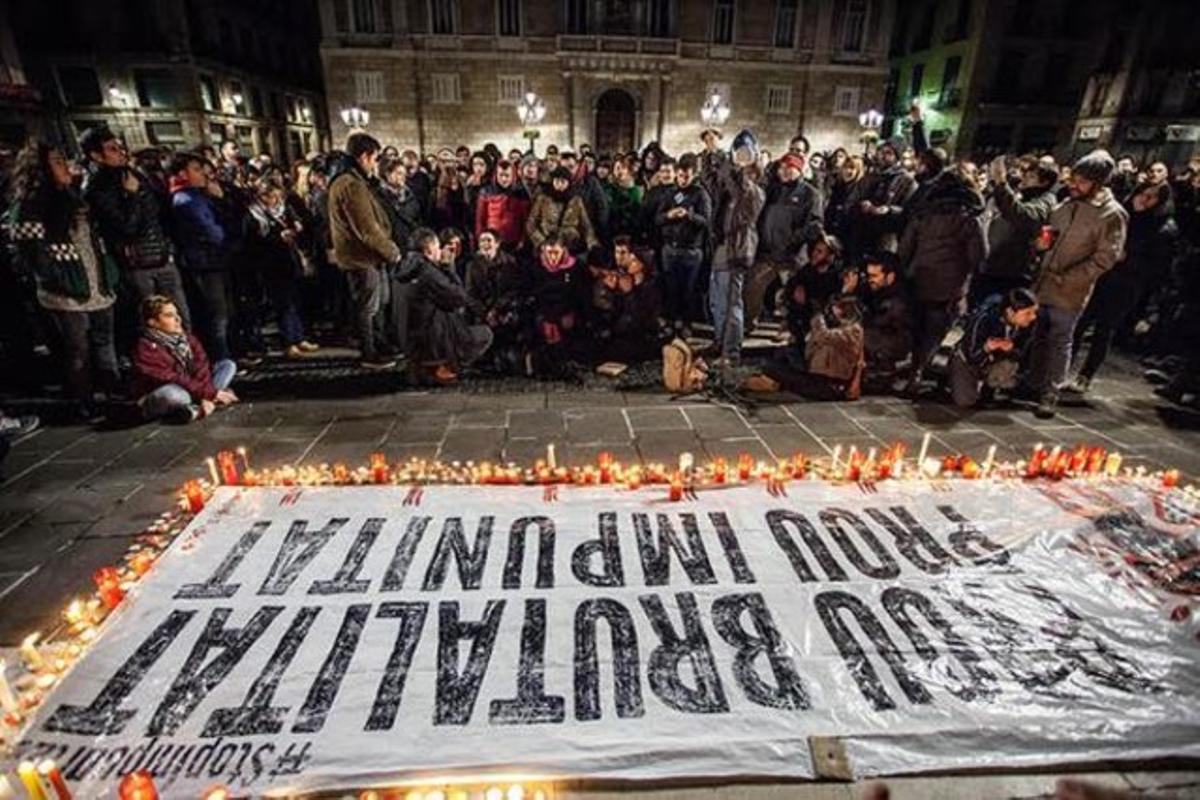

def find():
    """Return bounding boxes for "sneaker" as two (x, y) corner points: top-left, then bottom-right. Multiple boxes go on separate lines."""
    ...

(360, 355), (397, 370)
(297, 340), (320, 353)
(430, 364), (459, 385)
(741, 374), (781, 393)
(1143, 368), (1171, 386)
(285, 345), (306, 359)
(239, 354), (265, 367)
(0, 414), (39, 441)
(1060, 376), (1091, 397)
(1034, 394), (1058, 419)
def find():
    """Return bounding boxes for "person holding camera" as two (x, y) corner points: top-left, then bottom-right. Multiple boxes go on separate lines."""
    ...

(946, 288), (1039, 408)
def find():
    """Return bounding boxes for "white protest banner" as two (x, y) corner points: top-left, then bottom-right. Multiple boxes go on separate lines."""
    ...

(9, 481), (1200, 797)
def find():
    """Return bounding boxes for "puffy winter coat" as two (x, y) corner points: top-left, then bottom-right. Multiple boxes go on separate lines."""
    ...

(757, 178), (825, 264)
(899, 170), (987, 304)
(475, 184), (531, 247)
(83, 164), (174, 271)
(525, 191), (597, 252)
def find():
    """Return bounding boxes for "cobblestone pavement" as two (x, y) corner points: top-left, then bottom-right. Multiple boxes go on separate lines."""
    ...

(1, 351), (1198, 798)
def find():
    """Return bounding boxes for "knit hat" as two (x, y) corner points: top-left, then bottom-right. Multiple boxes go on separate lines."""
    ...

(1072, 149), (1116, 185)
(780, 152), (805, 172)
(550, 165), (572, 182)
(730, 128), (759, 166)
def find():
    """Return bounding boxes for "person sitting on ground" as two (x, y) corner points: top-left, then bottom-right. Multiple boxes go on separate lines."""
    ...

(466, 229), (528, 374)
(529, 234), (589, 377)
(851, 251), (913, 390)
(404, 228), (493, 385)
(946, 288), (1039, 408)
(742, 296), (864, 401)
(131, 294), (238, 422)
(782, 232), (845, 344)
(588, 235), (659, 361)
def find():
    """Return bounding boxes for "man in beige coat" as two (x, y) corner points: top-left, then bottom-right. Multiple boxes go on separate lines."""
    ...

(329, 132), (402, 369)
(1028, 149), (1127, 417)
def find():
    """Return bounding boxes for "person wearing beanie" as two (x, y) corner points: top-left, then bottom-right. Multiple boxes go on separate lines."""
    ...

(749, 147), (825, 325)
(525, 165), (597, 253)
(1027, 148), (1127, 418)
(854, 133), (917, 255)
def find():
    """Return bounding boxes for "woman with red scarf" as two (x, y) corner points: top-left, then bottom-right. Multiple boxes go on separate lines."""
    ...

(529, 234), (589, 377)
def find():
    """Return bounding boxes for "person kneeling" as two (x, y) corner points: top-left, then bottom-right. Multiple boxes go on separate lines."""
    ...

(132, 295), (237, 422)
(946, 288), (1039, 408)
(406, 228), (493, 385)
(589, 236), (659, 362)
(742, 297), (864, 400)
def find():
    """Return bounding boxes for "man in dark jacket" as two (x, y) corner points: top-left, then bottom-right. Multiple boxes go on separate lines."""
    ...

(899, 148), (987, 384)
(328, 133), (402, 369)
(748, 151), (824, 325)
(169, 152), (233, 361)
(81, 126), (191, 329)
(131, 295), (237, 422)
(854, 251), (913, 387)
(855, 138), (917, 253)
(947, 288), (1039, 408)
(657, 153), (713, 336)
(405, 228), (492, 385)
(974, 157), (1058, 303)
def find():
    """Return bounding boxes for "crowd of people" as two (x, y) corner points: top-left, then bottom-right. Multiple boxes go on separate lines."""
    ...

(2, 102), (1199, 428)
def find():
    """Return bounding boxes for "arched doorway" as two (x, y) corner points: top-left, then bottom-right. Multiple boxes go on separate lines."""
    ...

(595, 89), (636, 154)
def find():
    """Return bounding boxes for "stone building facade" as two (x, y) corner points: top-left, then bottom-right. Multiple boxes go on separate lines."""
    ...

(10, 0), (330, 159)
(319, 0), (896, 157)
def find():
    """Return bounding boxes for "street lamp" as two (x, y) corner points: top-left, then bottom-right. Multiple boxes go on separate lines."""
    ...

(516, 91), (546, 155)
(340, 106), (370, 130)
(700, 91), (731, 130)
(858, 107), (883, 155)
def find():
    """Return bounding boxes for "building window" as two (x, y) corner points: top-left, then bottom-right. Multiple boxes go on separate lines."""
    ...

(230, 80), (247, 115)
(912, 2), (934, 50)
(833, 86), (861, 116)
(646, 0), (671, 37)
(430, 0), (456, 34)
(145, 121), (185, 145)
(235, 124), (252, 144)
(198, 76), (217, 111)
(774, 0), (798, 48)
(354, 71), (386, 103)
(712, 0), (735, 45)
(209, 121), (226, 141)
(842, 0), (867, 52)
(57, 65), (102, 106)
(497, 0), (521, 35)
(250, 87), (263, 117)
(351, 0), (378, 32)
(497, 75), (525, 105)
(909, 63), (924, 103)
(766, 85), (792, 114)
(431, 73), (461, 104)
(938, 55), (962, 108)
(134, 68), (184, 109)
(565, 0), (588, 34)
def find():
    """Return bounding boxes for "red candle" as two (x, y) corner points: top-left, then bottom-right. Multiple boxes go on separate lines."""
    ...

(1069, 445), (1088, 474)
(598, 451), (613, 483)
(713, 457), (727, 484)
(1163, 469), (1180, 488)
(216, 450), (239, 485)
(737, 453), (753, 481)
(93, 567), (124, 609)
(876, 459), (892, 480)
(333, 463), (349, 483)
(39, 759), (72, 800)
(669, 473), (683, 502)
(961, 458), (981, 480)
(130, 552), (154, 577)
(1026, 447), (1046, 478)
(118, 770), (158, 800)
(184, 480), (205, 513)
(1086, 446), (1106, 475)
(626, 470), (641, 491)
(370, 452), (388, 484)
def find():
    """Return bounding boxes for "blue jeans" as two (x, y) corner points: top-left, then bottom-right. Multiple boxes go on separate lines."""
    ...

(709, 269), (745, 359)
(1029, 304), (1080, 397)
(140, 359), (237, 421)
(661, 245), (703, 325)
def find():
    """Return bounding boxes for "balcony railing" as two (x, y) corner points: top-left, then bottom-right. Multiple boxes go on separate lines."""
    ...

(557, 35), (680, 57)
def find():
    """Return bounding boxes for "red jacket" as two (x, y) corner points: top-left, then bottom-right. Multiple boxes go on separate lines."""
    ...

(475, 186), (531, 247)
(130, 332), (217, 401)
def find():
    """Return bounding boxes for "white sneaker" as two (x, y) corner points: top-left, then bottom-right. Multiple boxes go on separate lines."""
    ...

(0, 415), (40, 441)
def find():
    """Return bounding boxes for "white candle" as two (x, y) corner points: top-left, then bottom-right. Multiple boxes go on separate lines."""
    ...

(679, 452), (694, 473)
(546, 444), (557, 470)
(866, 447), (876, 465)
(0, 659), (18, 713)
(983, 444), (997, 475)
(830, 445), (842, 471)
(21, 633), (45, 671)
(237, 446), (249, 471)
(205, 457), (219, 485)
(916, 433), (931, 476)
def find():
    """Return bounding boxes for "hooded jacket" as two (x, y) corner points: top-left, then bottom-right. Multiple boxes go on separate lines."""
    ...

(327, 152), (401, 270)
(1033, 186), (1127, 312)
(899, 169), (987, 304)
(805, 313), (863, 383)
(711, 162), (765, 271)
(475, 183), (531, 247)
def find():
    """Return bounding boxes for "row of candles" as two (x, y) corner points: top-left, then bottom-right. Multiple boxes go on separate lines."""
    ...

(0, 439), (1189, 798)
